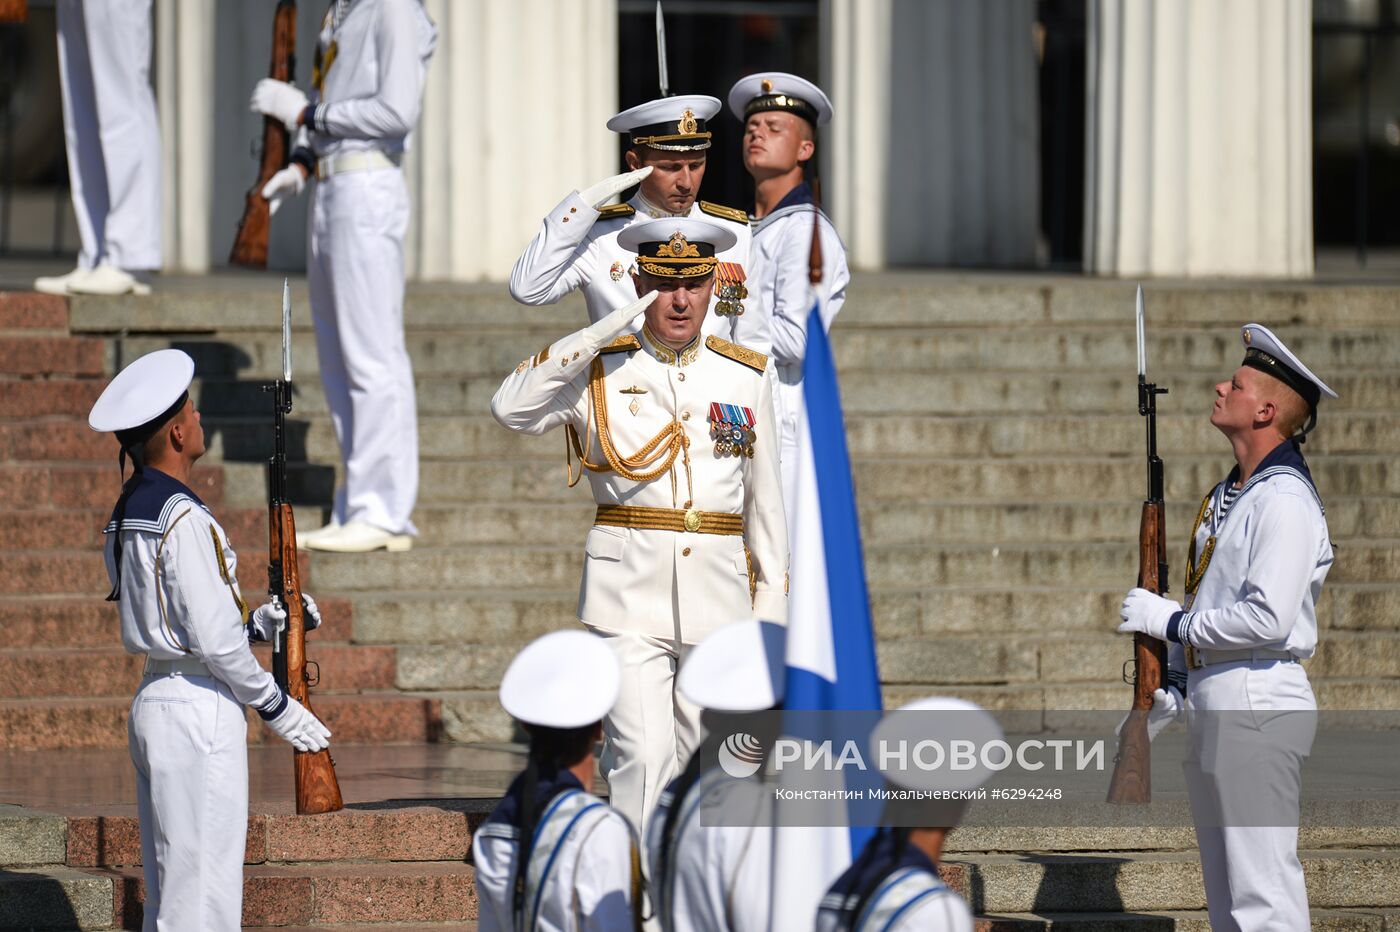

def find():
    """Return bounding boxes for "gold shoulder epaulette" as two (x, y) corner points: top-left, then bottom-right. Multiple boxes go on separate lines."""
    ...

(705, 335), (767, 373)
(600, 334), (641, 354)
(598, 203), (636, 221)
(699, 201), (749, 225)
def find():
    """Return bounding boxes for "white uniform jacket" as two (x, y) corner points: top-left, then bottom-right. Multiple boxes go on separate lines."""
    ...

(816, 834), (972, 932)
(509, 191), (751, 338)
(473, 775), (639, 932)
(104, 467), (281, 713)
(1166, 441), (1333, 670)
(491, 325), (788, 643)
(646, 767), (774, 932)
(299, 0), (437, 159)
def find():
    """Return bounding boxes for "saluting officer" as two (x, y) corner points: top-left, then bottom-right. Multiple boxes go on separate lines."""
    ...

(648, 618), (785, 932)
(249, 0), (437, 554)
(491, 217), (788, 841)
(726, 72), (849, 522)
(473, 630), (641, 931)
(89, 350), (331, 931)
(817, 698), (1001, 932)
(1117, 324), (1337, 931)
(510, 95), (752, 338)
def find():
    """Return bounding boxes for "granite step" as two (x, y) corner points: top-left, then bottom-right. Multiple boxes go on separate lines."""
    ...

(0, 292), (69, 332)
(196, 410), (1400, 470)
(943, 849), (1400, 914)
(974, 908), (1400, 930)
(0, 503), (327, 552)
(0, 336), (105, 378)
(0, 463), (223, 509)
(107, 325), (1400, 379)
(0, 693), (444, 751)
(0, 547), (310, 599)
(0, 643), (396, 699)
(0, 865), (112, 930)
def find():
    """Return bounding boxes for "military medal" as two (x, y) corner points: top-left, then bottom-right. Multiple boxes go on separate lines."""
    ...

(610, 261), (625, 281)
(714, 262), (747, 316)
(709, 402), (756, 457)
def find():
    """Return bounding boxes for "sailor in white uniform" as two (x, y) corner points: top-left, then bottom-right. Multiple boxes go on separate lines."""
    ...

(1118, 323), (1337, 932)
(35, 0), (161, 297)
(510, 95), (752, 338)
(726, 72), (850, 524)
(647, 619), (785, 932)
(250, 0), (437, 553)
(491, 217), (789, 842)
(89, 350), (332, 932)
(472, 630), (642, 932)
(817, 698), (1001, 932)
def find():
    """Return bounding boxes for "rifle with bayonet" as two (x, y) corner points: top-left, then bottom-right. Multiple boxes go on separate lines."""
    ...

(266, 279), (343, 815)
(231, 0), (297, 267)
(1107, 285), (1170, 805)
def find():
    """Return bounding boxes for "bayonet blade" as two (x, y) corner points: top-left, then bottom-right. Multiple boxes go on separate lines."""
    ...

(656, 1), (670, 97)
(282, 278), (292, 383)
(1135, 284), (1146, 380)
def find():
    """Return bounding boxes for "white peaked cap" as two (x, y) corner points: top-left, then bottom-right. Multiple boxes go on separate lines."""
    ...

(88, 349), (195, 433)
(727, 71), (833, 125)
(678, 619), (786, 712)
(617, 216), (738, 256)
(499, 630), (620, 729)
(1240, 323), (1338, 405)
(870, 696), (1005, 792)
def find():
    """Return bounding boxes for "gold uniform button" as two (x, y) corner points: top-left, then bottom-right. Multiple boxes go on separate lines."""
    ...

(571, 352), (579, 361)
(682, 547), (692, 556)
(570, 206), (578, 213)
(681, 411), (691, 421)
(677, 372), (686, 382)
(562, 216), (570, 222)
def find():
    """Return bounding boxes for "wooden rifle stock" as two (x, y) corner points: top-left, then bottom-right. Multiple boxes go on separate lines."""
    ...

(0, 1), (28, 24)
(270, 503), (343, 814)
(230, 0), (297, 268)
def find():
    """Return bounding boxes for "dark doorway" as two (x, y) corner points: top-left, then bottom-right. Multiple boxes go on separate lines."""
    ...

(1036, 0), (1086, 268)
(618, 0), (820, 212)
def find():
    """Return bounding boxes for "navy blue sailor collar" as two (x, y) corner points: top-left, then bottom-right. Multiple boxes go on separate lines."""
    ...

(825, 826), (943, 905)
(1221, 439), (1322, 508)
(103, 467), (211, 536)
(482, 766), (586, 831)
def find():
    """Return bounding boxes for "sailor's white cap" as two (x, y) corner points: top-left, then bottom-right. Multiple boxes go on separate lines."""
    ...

(678, 619), (786, 712)
(1240, 323), (1338, 408)
(607, 95), (721, 151)
(88, 349), (195, 434)
(499, 630), (620, 729)
(727, 71), (833, 126)
(869, 697), (1004, 792)
(618, 217), (737, 278)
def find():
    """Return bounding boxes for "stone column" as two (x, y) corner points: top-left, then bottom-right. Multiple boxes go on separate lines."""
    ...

(1084, 0), (1313, 277)
(156, 0), (215, 273)
(407, 0), (618, 281)
(823, 0), (1040, 269)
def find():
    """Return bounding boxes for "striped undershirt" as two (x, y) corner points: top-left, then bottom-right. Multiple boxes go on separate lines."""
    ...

(1219, 483), (1243, 522)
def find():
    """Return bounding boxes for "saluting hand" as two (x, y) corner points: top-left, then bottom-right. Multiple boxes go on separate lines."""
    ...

(579, 166), (653, 210)
(583, 289), (659, 355)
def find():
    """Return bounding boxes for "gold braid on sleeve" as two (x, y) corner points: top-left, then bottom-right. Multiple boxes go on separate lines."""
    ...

(565, 358), (693, 504)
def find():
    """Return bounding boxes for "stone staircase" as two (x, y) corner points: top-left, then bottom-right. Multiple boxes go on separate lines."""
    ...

(1, 275), (1397, 928)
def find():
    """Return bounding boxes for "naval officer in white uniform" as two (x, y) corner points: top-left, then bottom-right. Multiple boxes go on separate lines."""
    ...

(726, 72), (850, 524)
(473, 630), (641, 931)
(35, 0), (161, 297)
(510, 95), (752, 339)
(250, 0), (437, 553)
(1118, 323), (1337, 932)
(90, 350), (331, 931)
(647, 618), (785, 932)
(491, 217), (788, 840)
(817, 698), (1001, 932)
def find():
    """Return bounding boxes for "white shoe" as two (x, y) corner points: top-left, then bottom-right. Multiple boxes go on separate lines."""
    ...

(66, 264), (152, 296)
(301, 520), (413, 553)
(296, 520), (340, 549)
(33, 267), (88, 295)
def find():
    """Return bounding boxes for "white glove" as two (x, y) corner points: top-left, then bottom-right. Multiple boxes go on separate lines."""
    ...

(1116, 587), (1182, 642)
(248, 594), (322, 642)
(582, 290), (659, 355)
(579, 166), (653, 209)
(260, 165), (307, 217)
(263, 694), (332, 752)
(1116, 686), (1185, 743)
(250, 78), (309, 132)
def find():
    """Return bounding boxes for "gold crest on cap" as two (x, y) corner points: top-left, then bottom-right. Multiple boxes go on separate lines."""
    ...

(1244, 330), (1252, 345)
(668, 231), (689, 256)
(761, 79), (773, 93)
(678, 109), (698, 135)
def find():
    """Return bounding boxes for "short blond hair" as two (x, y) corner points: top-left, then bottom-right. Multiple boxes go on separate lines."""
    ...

(1264, 380), (1312, 438)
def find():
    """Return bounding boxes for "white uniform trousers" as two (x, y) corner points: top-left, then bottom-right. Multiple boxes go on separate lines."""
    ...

(589, 627), (702, 846)
(55, 0), (162, 271)
(128, 672), (248, 932)
(1185, 659), (1316, 932)
(307, 166), (419, 535)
